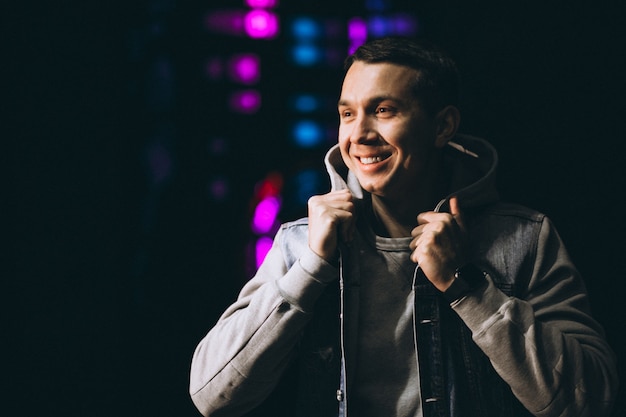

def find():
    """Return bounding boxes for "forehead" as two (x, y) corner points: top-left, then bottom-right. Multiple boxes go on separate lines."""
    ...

(339, 61), (419, 104)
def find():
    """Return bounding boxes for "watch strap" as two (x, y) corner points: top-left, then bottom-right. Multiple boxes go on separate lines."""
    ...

(443, 263), (485, 303)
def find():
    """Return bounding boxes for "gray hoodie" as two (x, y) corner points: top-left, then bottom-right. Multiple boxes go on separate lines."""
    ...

(189, 135), (618, 417)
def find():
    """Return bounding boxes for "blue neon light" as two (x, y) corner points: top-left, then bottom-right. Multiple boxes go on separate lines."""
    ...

(291, 44), (321, 66)
(293, 94), (319, 113)
(293, 169), (325, 205)
(291, 17), (321, 40)
(292, 120), (324, 147)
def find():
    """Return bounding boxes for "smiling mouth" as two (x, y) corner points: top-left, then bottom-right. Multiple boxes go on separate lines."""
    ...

(359, 155), (389, 165)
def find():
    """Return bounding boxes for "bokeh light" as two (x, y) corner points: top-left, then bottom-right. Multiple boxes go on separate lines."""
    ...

(245, 10), (279, 39)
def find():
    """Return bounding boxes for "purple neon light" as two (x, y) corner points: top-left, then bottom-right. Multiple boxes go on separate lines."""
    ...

(255, 236), (274, 268)
(347, 17), (367, 54)
(392, 13), (418, 36)
(229, 90), (261, 114)
(246, 0), (278, 7)
(245, 9), (279, 39)
(229, 54), (260, 84)
(252, 196), (281, 234)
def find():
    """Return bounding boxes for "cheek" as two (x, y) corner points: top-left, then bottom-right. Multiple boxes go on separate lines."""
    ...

(337, 128), (351, 164)
(339, 146), (353, 169)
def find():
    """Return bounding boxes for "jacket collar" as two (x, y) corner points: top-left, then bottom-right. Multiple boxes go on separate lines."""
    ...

(323, 133), (500, 213)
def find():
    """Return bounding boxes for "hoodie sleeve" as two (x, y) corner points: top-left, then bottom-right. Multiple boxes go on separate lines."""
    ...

(451, 217), (618, 417)
(189, 225), (338, 417)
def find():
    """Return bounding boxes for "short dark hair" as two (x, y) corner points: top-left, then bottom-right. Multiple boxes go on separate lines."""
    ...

(344, 37), (459, 115)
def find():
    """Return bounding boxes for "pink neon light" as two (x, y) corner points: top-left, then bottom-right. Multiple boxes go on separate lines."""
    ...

(229, 54), (260, 84)
(252, 196), (281, 234)
(348, 17), (368, 54)
(348, 17), (367, 39)
(229, 90), (261, 114)
(255, 236), (274, 268)
(245, 10), (279, 39)
(246, 0), (278, 7)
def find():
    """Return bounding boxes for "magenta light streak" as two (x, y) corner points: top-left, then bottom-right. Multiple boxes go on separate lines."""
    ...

(229, 90), (261, 114)
(347, 17), (367, 54)
(245, 9), (279, 39)
(255, 236), (274, 268)
(246, 0), (278, 7)
(229, 54), (260, 84)
(252, 196), (281, 234)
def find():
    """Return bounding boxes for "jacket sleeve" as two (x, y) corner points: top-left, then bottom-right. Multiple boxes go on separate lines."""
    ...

(451, 216), (618, 417)
(189, 226), (338, 417)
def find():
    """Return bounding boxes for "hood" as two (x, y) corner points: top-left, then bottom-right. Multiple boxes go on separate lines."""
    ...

(323, 133), (499, 213)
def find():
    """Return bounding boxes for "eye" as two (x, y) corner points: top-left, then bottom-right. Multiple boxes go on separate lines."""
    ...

(339, 109), (353, 119)
(375, 105), (395, 117)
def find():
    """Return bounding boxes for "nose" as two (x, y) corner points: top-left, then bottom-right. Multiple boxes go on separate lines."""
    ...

(348, 114), (377, 144)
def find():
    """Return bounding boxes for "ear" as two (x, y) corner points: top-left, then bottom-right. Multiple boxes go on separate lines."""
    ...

(434, 105), (461, 148)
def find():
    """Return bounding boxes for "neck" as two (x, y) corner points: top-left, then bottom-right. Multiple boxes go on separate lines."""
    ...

(370, 157), (448, 238)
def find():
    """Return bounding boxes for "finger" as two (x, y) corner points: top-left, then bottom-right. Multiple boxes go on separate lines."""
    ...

(411, 224), (425, 238)
(417, 211), (438, 225)
(449, 196), (465, 230)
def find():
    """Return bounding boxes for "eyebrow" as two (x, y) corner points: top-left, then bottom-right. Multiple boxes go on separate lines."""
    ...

(337, 95), (406, 107)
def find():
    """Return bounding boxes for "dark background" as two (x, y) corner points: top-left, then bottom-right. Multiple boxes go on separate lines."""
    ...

(6, 1), (625, 416)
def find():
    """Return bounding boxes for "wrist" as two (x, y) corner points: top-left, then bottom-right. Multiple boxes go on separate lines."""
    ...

(443, 263), (485, 303)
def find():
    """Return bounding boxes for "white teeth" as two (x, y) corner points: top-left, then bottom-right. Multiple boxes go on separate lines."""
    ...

(360, 156), (383, 164)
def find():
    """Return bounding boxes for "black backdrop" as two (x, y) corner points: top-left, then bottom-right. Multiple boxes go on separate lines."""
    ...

(7, 1), (626, 416)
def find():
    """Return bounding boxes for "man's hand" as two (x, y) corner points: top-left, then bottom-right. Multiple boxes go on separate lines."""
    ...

(409, 196), (468, 292)
(307, 189), (356, 262)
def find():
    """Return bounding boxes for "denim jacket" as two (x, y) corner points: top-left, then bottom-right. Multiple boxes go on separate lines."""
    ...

(190, 135), (617, 417)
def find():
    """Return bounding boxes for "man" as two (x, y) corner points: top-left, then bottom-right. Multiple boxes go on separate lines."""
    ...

(189, 37), (618, 417)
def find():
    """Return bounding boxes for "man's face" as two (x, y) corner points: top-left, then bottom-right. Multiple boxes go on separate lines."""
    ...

(337, 61), (441, 200)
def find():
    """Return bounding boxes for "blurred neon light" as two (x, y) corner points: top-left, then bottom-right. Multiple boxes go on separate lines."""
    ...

(291, 17), (321, 40)
(246, 0), (278, 7)
(255, 172), (283, 199)
(205, 9), (279, 39)
(293, 169), (325, 206)
(205, 10), (246, 36)
(245, 10), (279, 39)
(293, 120), (324, 147)
(229, 90), (262, 114)
(229, 54), (260, 84)
(391, 13), (418, 36)
(348, 17), (367, 54)
(255, 236), (274, 268)
(369, 14), (418, 37)
(369, 15), (390, 37)
(293, 94), (319, 113)
(252, 196), (281, 234)
(291, 44), (321, 66)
